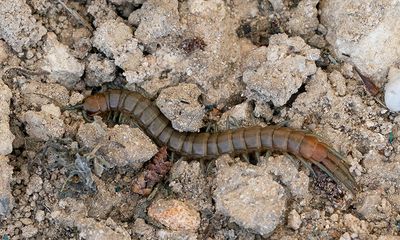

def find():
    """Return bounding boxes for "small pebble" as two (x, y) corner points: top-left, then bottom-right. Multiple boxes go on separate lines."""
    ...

(340, 232), (351, 240)
(35, 210), (45, 222)
(148, 199), (200, 232)
(21, 225), (38, 238)
(288, 210), (302, 230)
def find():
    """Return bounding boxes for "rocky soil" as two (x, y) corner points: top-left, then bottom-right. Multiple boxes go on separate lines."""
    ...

(1, 0), (400, 239)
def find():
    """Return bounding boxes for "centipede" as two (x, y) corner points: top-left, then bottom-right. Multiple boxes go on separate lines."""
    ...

(72, 89), (358, 194)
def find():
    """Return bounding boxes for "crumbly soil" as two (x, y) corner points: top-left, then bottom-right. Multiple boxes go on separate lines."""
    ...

(0, 1), (399, 240)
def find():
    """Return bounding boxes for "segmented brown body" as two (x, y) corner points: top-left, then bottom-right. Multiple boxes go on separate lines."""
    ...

(82, 89), (357, 194)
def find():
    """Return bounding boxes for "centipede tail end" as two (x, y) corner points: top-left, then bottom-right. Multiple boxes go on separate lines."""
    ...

(312, 150), (358, 195)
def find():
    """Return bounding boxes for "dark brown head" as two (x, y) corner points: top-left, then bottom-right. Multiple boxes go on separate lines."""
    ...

(82, 94), (107, 115)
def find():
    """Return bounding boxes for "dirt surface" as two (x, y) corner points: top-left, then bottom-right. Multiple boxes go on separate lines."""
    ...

(1, 0), (400, 239)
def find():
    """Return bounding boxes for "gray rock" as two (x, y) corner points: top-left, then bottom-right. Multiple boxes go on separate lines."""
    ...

(253, 102), (273, 122)
(243, 34), (319, 107)
(88, 177), (123, 219)
(320, 0), (400, 83)
(22, 104), (65, 141)
(213, 155), (286, 236)
(363, 150), (400, 186)
(156, 230), (198, 240)
(174, 0), (245, 104)
(20, 81), (70, 107)
(77, 121), (157, 170)
(217, 101), (254, 131)
(0, 0), (47, 52)
(129, 0), (180, 44)
(287, 209), (302, 230)
(0, 156), (13, 218)
(77, 119), (108, 149)
(328, 70), (347, 96)
(42, 32), (84, 88)
(0, 81), (14, 155)
(35, 210), (45, 222)
(262, 155), (310, 199)
(21, 225), (38, 238)
(156, 83), (205, 132)
(29, 0), (52, 15)
(148, 199), (201, 232)
(26, 174), (43, 196)
(169, 160), (211, 209)
(132, 218), (156, 240)
(343, 214), (369, 235)
(92, 19), (144, 83)
(51, 198), (131, 240)
(287, 0), (319, 36)
(269, 0), (284, 11)
(104, 125), (158, 168)
(378, 236), (400, 240)
(87, 0), (119, 27)
(0, 40), (9, 64)
(340, 232), (351, 240)
(85, 54), (116, 87)
(92, 19), (134, 58)
(357, 191), (392, 221)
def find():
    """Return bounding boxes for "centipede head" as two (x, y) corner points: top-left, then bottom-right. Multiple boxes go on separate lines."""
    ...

(81, 94), (110, 122)
(62, 94), (105, 122)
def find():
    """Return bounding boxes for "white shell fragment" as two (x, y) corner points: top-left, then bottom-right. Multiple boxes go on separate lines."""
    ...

(384, 67), (400, 112)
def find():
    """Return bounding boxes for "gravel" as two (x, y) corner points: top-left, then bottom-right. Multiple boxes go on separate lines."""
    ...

(0, 0), (47, 52)
(21, 104), (65, 141)
(148, 199), (200, 232)
(242, 34), (319, 107)
(0, 156), (13, 218)
(0, 81), (14, 155)
(156, 83), (205, 132)
(320, 0), (400, 83)
(1, 0), (400, 239)
(213, 155), (286, 236)
(42, 32), (84, 88)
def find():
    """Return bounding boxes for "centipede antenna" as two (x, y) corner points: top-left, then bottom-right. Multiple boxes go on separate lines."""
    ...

(62, 104), (84, 111)
(241, 153), (250, 163)
(3, 67), (49, 81)
(24, 92), (64, 109)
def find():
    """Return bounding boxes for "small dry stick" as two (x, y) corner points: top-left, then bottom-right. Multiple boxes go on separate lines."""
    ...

(57, 0), (94, 32)
(354, 67), (380, 96)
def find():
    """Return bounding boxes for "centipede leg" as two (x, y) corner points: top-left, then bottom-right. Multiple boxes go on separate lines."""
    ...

(254, 151), (260, 163)
(117, 113), (126, 124)
(226, 115), (240, 130)
(82, 111), (94, 122)
(205, 121), (218, 133)
(146, 184), (160, 200)
(112, 111), (120, 123)
(170, 152), (176, 162)
(106, 112), (112, 122)
(286, 154), (316, 176)
(276, 120), (292, 127)
(299, 157), (317, 177)
(241, 153), (250, 163)
(263, 150), (271, 160)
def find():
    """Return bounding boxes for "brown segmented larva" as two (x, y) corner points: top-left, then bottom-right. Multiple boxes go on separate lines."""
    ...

(79, 89), (357, 194)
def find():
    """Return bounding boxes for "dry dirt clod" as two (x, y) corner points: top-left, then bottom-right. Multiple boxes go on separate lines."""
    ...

(148, 199), (201, 232)
(1, 0), (400, 239)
